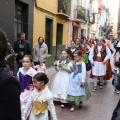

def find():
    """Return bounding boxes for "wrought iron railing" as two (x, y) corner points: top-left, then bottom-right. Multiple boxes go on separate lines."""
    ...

(74, 5), (86, 21)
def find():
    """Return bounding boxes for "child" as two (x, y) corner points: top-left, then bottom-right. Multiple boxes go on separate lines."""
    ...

(17, 55), (37, 118)
(51, 50), (71, 108)
(24, 73), (57, 120)
(67, 51), (91, 111)
(81, 39), (92, 71)
(33, 57), (47, 75)
(66, 40), (79, 60)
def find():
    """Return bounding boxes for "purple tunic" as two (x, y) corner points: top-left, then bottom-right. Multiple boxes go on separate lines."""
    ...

(19, 72), (33, 92)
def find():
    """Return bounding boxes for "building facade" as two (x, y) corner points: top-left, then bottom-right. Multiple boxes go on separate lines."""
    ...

(117, 0), (120, 39)
(33, 0), (70, 67)
(0, 0), (34, 70)
(70, 0), (93, 41)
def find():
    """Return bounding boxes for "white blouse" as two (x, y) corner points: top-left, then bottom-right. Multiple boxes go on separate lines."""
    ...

(24, 86), (57, 120)
(89, 45), (111, 63)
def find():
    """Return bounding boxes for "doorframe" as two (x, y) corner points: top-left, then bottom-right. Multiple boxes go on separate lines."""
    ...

(45, 16), (54, 54)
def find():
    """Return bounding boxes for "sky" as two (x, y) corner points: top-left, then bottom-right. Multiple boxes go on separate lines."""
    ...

(103, 0), (119, 20)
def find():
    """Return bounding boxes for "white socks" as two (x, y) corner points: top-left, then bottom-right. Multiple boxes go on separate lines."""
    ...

(93, 77), (97, 86)
(100, 76), (103, 85)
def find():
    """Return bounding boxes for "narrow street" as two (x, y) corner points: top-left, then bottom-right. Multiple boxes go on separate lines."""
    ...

(48, 67), (119, 120)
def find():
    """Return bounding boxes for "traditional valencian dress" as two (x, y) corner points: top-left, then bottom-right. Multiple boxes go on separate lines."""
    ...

(24, 86), (57, 120)
(89, 45), (111, 77)
(17, 67), (37, 118)
(66, 47), (79, 60)
(81, 44), (92, 71)
(67, 62), (91, 102)
(51, 58), (71, 103)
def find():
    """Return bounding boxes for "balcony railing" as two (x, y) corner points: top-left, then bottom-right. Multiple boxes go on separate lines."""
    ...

(58, 0), (71, 16)
(89, 13), (95, 24)
(74, 5), (86, 21)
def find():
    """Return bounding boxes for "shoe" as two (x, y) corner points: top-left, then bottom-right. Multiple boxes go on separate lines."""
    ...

(116, 90), (120, 94)
(79, 102), (83, 108)
(100, 85), (103, 89)
(61, 104), (65, 108)
(100, 82), (103, 89)
(92, 86), (97, 92)
(70, 107), (75, 112)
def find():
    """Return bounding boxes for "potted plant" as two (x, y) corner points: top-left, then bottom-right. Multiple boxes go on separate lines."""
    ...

(58, 0), (71, 13)
(75, 6), (82, 19)
(61, 0), (71, 10)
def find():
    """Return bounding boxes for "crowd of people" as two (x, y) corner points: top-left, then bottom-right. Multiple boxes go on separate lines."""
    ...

(0, 27), (120, 120)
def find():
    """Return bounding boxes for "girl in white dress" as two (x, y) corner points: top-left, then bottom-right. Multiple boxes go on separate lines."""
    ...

(67, 51), (89, 112)
(51, 50), (71, 108)
(17, 55), (37, 119)
(24, 73), (57, 120)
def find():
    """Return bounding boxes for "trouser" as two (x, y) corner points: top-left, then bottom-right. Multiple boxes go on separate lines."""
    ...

(17, 61), (22, 70)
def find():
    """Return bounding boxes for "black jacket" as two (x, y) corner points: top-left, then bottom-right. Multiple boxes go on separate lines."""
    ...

(0, 66), (21, 119)
(112, 99), (120, 120)
(14, 40), (32, 61)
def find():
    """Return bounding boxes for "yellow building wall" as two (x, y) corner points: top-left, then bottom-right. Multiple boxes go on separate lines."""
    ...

(33, 0), (69, 47)
(36, 0), (57, 14)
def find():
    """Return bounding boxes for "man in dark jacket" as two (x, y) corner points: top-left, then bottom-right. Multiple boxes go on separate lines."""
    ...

(14, 32), (32, 70)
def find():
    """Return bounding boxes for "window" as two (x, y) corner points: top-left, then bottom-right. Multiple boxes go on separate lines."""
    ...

(15, 2), (23, 39)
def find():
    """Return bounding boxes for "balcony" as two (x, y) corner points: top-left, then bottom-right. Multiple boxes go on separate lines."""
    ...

(57, 0), (71, 19)
(74, 5), (86, 22)
(89, 13), (95, 24)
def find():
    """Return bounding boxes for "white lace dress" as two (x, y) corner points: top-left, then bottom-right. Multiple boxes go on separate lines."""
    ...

(24, 86), (57, 120)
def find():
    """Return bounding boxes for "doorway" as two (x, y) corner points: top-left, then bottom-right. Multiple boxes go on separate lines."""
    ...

(45, 18), (53, 54)
(56, 23), (63, 59)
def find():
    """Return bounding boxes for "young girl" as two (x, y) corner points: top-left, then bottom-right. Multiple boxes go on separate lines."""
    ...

(81, 39), (92, 71)
(33, 57), (47, 75)
(66, 40), (79, 60)
(17, 55), (37, 118)
(51, 50), (71, 108)
(24, 73), (57, 120)
(67, 51), (91, 111)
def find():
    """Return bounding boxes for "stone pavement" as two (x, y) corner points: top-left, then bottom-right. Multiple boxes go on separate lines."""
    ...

(47, 67), (120, 120)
